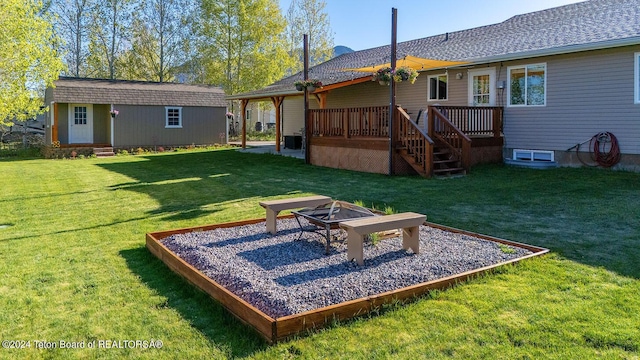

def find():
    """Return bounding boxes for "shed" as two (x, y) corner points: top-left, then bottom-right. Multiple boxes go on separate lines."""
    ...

(44, 77), (227, 155)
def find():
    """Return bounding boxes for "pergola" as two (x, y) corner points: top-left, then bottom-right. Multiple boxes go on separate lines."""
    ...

(225, 77), (371, 152)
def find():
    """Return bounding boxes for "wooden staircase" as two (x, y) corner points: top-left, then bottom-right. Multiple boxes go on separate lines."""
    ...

(395, 106), (470, 178)
(431, 141), (465, 177)
(93, 147), (115, 157)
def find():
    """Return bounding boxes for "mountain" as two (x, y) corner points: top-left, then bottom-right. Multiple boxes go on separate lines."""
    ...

(333, 46), (354, 57)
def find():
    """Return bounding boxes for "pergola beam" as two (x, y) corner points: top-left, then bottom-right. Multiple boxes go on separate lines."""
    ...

(270, 96), (284, 152)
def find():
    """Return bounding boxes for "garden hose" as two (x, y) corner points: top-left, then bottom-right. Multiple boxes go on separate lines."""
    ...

(591, 132), (621, 168)
(573, 132), (621, 168)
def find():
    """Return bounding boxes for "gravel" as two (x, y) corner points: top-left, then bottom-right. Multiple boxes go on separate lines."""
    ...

(161, 218), (532, 318)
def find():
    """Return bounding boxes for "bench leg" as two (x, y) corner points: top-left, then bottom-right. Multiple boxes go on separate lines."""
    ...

(346, 230), (364, 265)
(265, 208), (279, 234)
(402, 226), (420, 254)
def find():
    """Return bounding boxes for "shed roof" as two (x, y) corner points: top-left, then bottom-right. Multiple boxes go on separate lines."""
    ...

(50, 77), (226, 107)
(229, 0), (640, 100)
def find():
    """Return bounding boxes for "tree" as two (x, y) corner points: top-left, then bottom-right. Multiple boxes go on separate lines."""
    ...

(194, 0), (292, 95)
(0, 0), (64, 125)
(51, 0), (93, 77)
(285, 0), (333, 75)
(119, 0), (193, 82)
(85, 0), (132, 79)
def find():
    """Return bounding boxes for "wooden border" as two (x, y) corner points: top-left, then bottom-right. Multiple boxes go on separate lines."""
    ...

(146, 216), (548, 343)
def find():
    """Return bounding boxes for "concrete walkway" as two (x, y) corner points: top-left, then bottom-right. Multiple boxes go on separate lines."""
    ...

(229, 141), (305, 160)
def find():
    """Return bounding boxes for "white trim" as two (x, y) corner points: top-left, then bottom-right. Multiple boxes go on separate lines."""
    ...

(507, 63), (547, 107)
(635, 52), (640, 104)
(513, 149), (554, 162)
(427, 73), (448, 102)
(68, 104), (93, 143)
(468, 67), (496, 106)
(165, 106), (183, 128)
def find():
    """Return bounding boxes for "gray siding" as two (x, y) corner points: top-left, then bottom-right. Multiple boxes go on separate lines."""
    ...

(502, 46), (640, 155)
(279, 45), (640, 158)
(320, 77), (429, 117)
(282, 96), (304, 136)
(58, 103), (69, 144)
(114, 105), (226, 147)
(93, 104), (110, 144)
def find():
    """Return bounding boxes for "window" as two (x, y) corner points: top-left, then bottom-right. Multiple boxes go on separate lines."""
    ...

(513, 149), (554, 162)
(428, 74), (448, 101)
(74, 106), (87, 125)
(508, 63), (546, 106)
(245, 109), (252, 120)
(635, 52), (640, 104)
(165, 107), (182, 128)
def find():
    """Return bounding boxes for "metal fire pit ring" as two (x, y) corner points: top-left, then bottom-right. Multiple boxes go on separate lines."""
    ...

(292, 201), (378, 254)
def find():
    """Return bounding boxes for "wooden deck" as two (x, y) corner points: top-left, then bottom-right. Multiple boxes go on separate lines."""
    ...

(308, 105), (504, 177)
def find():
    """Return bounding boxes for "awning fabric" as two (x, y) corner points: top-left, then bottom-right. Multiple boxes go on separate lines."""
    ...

(343, 55), (468, 72)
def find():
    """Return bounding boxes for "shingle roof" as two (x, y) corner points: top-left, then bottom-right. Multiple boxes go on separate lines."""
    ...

(51, 77), (226, 107)
(231, 0), (640, 99)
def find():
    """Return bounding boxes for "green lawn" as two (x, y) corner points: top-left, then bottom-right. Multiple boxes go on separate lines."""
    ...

(1, 149), (639, 359)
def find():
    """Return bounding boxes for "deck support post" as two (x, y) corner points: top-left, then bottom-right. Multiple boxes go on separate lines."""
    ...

(303, 34), (310, 164)
(241, 99), (249, 149)
(388, 8), (397, 176)
(270, 96), (284, 153)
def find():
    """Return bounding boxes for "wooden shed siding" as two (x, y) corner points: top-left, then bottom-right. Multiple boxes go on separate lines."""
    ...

(502, 46), (640, 154)
(114, 105), (226, 147)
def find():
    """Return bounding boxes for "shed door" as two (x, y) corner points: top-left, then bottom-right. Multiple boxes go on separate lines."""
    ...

(69, 104), (93, 143)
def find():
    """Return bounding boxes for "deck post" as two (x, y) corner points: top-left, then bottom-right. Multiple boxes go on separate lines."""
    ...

(241, 99), (249, 149)
(303, 34), (310, 164)
(388, 8), (397, 176)
(271, 96), (284, 152)
(493, 107), (502, 138)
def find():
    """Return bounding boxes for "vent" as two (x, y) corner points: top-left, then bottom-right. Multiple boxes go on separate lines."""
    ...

(513, 149), (554, 162)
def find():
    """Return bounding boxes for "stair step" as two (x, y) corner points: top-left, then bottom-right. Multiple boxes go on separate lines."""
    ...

(433, 168), (464, 175)
(93, 147), (113, 152)
(93, 147), (115, 157)
(434, 158), (459, 165)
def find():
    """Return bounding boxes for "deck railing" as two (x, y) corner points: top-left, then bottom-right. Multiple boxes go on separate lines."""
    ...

(432, 105), (503, 137)
(397, 107), (433, 177)
(428, 107), (472, 171)
(309, 106), (390, 138)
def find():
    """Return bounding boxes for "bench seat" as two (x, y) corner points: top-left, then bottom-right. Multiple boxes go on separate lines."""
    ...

(259, 195), (332, 234)
(339, 212), (427, 265)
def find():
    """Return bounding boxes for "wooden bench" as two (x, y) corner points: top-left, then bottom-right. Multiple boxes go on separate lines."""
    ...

(259, 195), (332, 234)
(339, 212), (427, 265)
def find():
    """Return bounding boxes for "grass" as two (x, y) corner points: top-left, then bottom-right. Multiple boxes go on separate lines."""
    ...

(0, 148), (639, 359)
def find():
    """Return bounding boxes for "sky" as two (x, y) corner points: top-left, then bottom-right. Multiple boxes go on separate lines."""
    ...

(279, 0), (587, 51)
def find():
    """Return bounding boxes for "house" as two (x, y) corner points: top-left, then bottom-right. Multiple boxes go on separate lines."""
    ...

(228, 0), (640, 176)
(44, 77), (227, 157)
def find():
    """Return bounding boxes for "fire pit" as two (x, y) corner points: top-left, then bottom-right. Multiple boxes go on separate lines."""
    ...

(292, 200), (377, 254)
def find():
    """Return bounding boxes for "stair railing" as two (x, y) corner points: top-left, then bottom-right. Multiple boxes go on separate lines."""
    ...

(427, 106), (472, 173)
(396, 106), (434, 177)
